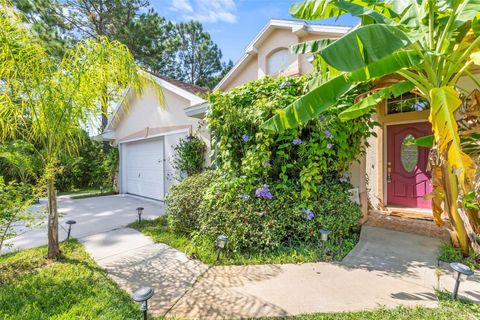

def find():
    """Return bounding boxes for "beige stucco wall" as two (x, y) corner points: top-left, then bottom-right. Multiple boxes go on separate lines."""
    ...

(112, 84), (210, 168)
(257, 29), (299, 78)
(222, 55), (258, 90)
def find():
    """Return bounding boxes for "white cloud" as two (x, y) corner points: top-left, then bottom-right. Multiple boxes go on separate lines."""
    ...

(171, 0), (194, 13)
(170, 0), (237, 23)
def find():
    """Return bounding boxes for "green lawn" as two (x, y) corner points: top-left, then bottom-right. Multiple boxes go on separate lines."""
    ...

(274, 293), (480, 320)
(0, 241), (140, 320)
(129, 216), (358, 266)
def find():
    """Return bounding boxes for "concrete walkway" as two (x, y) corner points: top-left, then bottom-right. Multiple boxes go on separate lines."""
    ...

(81, 228), (209, 316)
(3, 194), (163, 253)
(167, 226), (480, 319)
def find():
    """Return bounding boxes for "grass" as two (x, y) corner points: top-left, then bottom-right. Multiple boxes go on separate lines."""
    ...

(129, 216), (358, 266)
(269, 292), (480, 319)
(0, 240), (140, 320)
(58, 187), (116, 199)
(438, 241), (480, 270)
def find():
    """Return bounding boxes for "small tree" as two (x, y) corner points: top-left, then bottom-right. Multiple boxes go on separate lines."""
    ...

(0, 177), (37, 253)
(0, 1), (161, 259)
(172, 136), (206, 177)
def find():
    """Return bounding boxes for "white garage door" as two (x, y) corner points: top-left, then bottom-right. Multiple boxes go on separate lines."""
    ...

(124, 138), (164, 200)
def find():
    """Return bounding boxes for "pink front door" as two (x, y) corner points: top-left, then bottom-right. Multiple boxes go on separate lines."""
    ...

(386, 122), (432, 208)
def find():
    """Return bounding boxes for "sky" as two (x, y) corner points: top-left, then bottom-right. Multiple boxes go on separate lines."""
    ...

(150, 0), (358, 64)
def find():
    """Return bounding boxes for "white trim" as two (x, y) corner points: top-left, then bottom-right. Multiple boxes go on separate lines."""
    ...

(119, 128), (190, 200)
(118, 128), (190, 145)
(152, 76), (205, 105)
(214, 19), (352, 91)
(185, 102), (209, 118)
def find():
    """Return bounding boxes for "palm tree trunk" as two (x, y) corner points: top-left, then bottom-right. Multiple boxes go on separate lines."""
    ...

(47, 179), (60, 259)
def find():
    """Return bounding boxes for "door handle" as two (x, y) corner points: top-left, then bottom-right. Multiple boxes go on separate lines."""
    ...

(387, 161), (392, 183)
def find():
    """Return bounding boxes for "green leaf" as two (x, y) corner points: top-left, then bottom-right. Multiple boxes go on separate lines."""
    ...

(338, 81), (414, 121)
(335, 1), (392, 24)
(318, 24), (411, 71)
(262, 75), (353, 132)
(406, 135), (434, 148)
(291, 38), (337, 54)
(262, 51), (422, 133)
(289, 0), (343, 20)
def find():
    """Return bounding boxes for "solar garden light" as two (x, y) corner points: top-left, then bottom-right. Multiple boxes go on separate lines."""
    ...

(319, 229), (330, 257)
(132, 287), (155, 320)
(66, 220), (76, 240)
(216, 235), (228, 263)
(450, 262), (474, 299)
(136, 207), (144, 223)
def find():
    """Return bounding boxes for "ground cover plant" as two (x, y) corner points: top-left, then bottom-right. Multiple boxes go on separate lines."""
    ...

(0, 241), (139, 319)
(133, 76), (374, 264)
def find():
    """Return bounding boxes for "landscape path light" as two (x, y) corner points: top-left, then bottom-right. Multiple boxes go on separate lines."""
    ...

(66, 220), (76, 240)
(450, 262), (474, 299)
(319, 229), (330, 257)
(136, 207), (144, 224)
(216, 235), (228, 263)
(132, 287), (155, 320)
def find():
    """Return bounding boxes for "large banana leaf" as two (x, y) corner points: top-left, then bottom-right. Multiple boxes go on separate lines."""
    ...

(289, 0), (343, 20)
(291, 38), (336, 54)
(290, 0), (394, 21)
(338, 81), (414, 121)
(314, 24), (411, 72)
(262, 50), (422, 132)
(429, 87), (476, 189)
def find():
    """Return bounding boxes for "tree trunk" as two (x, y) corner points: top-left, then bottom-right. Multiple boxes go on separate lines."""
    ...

(47, 179), (60, 259)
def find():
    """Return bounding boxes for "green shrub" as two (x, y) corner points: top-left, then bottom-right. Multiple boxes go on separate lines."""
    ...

(56, 132), (117, 192)
(193, 175), (361, 253)
(0, 177), (36, 252)
(166, 171), (218, 234)
(172, 135), (206, 176)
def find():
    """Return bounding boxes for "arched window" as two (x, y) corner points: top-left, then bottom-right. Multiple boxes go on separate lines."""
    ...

(267, 48), (292, 75)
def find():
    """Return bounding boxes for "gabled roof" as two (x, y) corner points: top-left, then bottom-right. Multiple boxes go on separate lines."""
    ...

(215, 19), (352, 90)
(148, 72), (209, 96)
(103, 72), (207, 133)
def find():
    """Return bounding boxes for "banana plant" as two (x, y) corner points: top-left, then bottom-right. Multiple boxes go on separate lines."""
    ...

(262, 0), (480, 255)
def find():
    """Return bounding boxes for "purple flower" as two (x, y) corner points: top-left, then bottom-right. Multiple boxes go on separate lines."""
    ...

(324, 130), (333, 139)
(239, 193), (250, 199)
(327, 143), (333, 149)
(242, 134), (249, 142)
(256, 185), (273, 199)
(303, 209), (314, 220)
(263, 159), (270, 168)
(292, 139), (302, 145)
(280, 81), (292, 89)
(319, 115), (326, 121)
(339, 177), (348, 183)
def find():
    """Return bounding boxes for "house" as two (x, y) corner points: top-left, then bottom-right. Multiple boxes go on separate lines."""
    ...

(103, 18), (478, 230)
(100, 73), (209, 201)
(188, 19), (479, 230)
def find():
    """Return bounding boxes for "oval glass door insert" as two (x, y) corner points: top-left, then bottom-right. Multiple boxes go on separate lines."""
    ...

(401, 134), (418, 173)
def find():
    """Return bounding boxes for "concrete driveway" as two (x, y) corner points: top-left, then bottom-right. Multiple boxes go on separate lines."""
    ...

(3, 194), (164, 254)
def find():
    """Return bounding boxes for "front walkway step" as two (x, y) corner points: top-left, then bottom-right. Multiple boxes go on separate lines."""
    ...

(82, 228), (209, 316)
